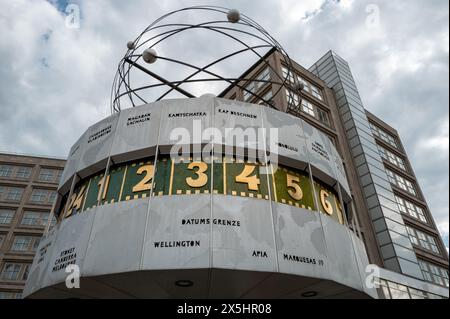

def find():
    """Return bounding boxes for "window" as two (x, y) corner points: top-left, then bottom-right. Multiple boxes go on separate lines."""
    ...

(30, 189), (56, 205)
(282, 66), (324, 101)
(0, 233), (4, 248)
(316, 108), (330, 127)
(406, 226), (441, 255)
(0, 165), (13, 178)
(38, 168), (55, 182)
(30, 189), (47, 203)
(370, 122), (398, 149)
(0, 209), (15, 224)
(243, 67), (270, 102)
(11, 235), (41, 252)
(5, 187), (24, 201)
(377, 145), (406, 171)
(301, 99), (315, 116)
(56, 170), (63, 182)
(1, 263), (22, 281)
(386, 169), (416, 195)
(21, 211), (54, 227)
(22, 264), (30, 281)
(395, 195), (427, 223)
(257, 89), (274, 108)
(419, 260), (449, 288)
(285, 89), (331, 127)
(16, 166), (32, 179)
(378, 278), (444, 299)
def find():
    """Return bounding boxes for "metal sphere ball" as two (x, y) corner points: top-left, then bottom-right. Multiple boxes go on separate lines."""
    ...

(227, 9), (240, 23)
(142, 48), (158, 64)
(127, 41), (135, 50)
(293, 82), (305, 92)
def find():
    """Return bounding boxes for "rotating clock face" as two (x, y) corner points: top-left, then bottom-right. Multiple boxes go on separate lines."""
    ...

(59, 155), (344, 225)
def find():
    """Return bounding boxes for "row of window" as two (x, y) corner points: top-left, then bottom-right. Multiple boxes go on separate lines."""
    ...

(369, 122), (398, 149)
(0, 165), (62, 183)
(394, 195), (427, 224)
(378, 278), (444, 299)
(406, 225), (441, 255)
(377, 144), (407, 171)
(285, 89), (330, 127)
(0, 234), (42, 253)
(281, 66), (324, 101)
(419, 260), (449, 288)
(386, 169), (416, 196)
(0, 186), (57, 205)
(1, 263), (30, 281)
(0, 291), (22, 299)
(0, 209), (56, 227)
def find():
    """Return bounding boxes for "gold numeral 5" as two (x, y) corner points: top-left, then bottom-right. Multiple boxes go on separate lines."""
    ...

(286, 174), (303, 200)
(186, 162), (208, 188)
(235, 165), (260, 191)
(132, 165), (154, 193)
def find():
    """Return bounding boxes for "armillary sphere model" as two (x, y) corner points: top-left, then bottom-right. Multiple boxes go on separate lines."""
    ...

(111, 5), (304, 113)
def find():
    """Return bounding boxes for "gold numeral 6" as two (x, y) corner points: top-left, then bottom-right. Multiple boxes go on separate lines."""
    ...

(320, 189), (333, 215)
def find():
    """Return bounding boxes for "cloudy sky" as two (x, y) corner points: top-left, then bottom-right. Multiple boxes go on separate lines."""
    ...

(0, 0), (448, 248)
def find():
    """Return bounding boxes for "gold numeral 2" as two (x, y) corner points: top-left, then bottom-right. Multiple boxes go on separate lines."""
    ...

(132, 165), (154, 193)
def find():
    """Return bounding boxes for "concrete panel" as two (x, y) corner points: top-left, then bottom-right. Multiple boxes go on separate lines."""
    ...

(319, 213), (363, 292)
(110, 102), (162, 164)
(158, 97), (214, 154)
(330, 144), (351, 199)
(213, 98), (265, 159)
(22, 228), (58, 297)
(41, 211), (96, 289)
(212, 195), (277, 273)
(82, 198), (149, 276)
(303, 120), (336, 185)
(142, 195), (210, 270)
(58, 132), (87, 194)
(262, 107), (308, 170)
(272, 203), (329, 280)
(349, 231), (379, 299)
(77, 114), (119, 178)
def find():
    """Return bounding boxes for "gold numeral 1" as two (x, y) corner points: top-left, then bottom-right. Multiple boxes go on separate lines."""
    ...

(132, 165), (154, 193)
(186, 162), (208, 188)
(286, 174), (303, 200)
(235, 165), (260, 191)
(97, 175), (110, 201)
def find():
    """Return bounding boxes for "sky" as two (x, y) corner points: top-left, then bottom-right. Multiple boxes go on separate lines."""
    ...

(0, 0), (448, 249)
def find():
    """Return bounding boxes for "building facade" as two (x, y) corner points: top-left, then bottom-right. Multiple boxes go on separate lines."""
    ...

(0, 153), (65, 299)
(221, 49), (449, 298)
